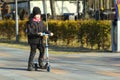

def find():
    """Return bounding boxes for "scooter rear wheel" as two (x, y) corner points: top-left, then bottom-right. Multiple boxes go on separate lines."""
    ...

(35, 63), (38, 71)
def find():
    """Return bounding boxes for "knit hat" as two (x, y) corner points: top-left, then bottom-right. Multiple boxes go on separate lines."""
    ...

(32, 7), (41, 16)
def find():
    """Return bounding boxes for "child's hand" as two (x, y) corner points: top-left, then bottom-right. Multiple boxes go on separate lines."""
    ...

(50, 33), (54, 36)
(38, 32), (42, 36)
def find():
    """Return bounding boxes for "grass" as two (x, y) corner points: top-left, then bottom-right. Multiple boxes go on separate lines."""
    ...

(0, 39), (82, 54)
(0, 39), (111, 54)
(0, 39), (29, 49)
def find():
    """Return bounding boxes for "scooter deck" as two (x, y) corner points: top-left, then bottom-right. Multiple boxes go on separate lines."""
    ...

(33, 63), (50, 72)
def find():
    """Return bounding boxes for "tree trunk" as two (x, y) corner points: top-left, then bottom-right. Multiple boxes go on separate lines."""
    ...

(50, 0), (56, 19)
(107, 0), (110, 9)
(100, 0), (103, 9)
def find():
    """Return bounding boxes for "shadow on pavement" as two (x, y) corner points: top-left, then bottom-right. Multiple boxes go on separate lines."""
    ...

(0, 67), (48, 72)
(0, 67), (27, 71)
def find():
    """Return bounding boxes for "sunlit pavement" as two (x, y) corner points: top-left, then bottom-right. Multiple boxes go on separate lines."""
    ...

(0, 46), (120, 80)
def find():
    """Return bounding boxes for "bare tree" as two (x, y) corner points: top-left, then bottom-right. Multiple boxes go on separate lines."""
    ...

(89, 0), (114, 10)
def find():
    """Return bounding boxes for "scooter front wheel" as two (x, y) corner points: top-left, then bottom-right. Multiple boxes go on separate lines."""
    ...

(47, 65), (50, 72)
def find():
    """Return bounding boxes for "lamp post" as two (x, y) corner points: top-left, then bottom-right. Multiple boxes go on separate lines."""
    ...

(15, 0), (19, 42)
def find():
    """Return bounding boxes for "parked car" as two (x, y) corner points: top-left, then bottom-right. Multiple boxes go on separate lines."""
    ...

(102, 9), (116, 20)
(63, 13), (74, 20)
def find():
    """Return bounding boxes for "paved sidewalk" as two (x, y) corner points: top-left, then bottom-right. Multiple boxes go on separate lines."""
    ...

(0, 46), (120, 80)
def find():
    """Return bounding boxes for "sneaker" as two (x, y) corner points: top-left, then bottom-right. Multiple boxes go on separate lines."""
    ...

(44, 63), (48, 69)
(39, 62), (44, 68)
(27, 66), (34, 71)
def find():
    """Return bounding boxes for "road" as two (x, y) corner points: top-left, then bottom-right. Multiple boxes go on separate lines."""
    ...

(0, 46), (120, 80)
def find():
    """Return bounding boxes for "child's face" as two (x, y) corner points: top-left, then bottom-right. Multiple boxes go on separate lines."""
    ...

(34, 14), (41, 19)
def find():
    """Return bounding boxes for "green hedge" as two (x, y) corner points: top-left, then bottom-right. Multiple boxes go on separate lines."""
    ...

(48, 20), (80, 45)
(0, 20), (15, 39)
(0, 20), (111, 50)
(78, 20), (111, 49)
(0, 20), (27, 40)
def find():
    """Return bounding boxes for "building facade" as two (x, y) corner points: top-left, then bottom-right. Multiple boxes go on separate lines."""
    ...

(0, 0), (115, 20)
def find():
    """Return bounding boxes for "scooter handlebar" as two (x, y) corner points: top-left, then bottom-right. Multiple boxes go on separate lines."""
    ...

(41, 33), (52, 36)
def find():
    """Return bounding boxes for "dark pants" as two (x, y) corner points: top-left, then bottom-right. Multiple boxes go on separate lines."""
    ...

(28, 43), (44, 67)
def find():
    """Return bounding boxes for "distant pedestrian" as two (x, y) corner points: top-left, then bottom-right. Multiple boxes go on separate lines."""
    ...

(100, 8), (104, 20)
(95, 10), (100, 20)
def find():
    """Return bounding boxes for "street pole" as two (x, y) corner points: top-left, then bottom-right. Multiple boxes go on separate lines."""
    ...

(15, 0), (19, 42)
(27, 0), (30, 15)
(99, 0), (100, 20)
(44, 0), (48, 30)
(83, 0), (86, 18)
(76, 0), (80, 19)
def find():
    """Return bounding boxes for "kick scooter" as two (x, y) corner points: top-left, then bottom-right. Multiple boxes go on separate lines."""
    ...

(34, 33), (52, 72)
